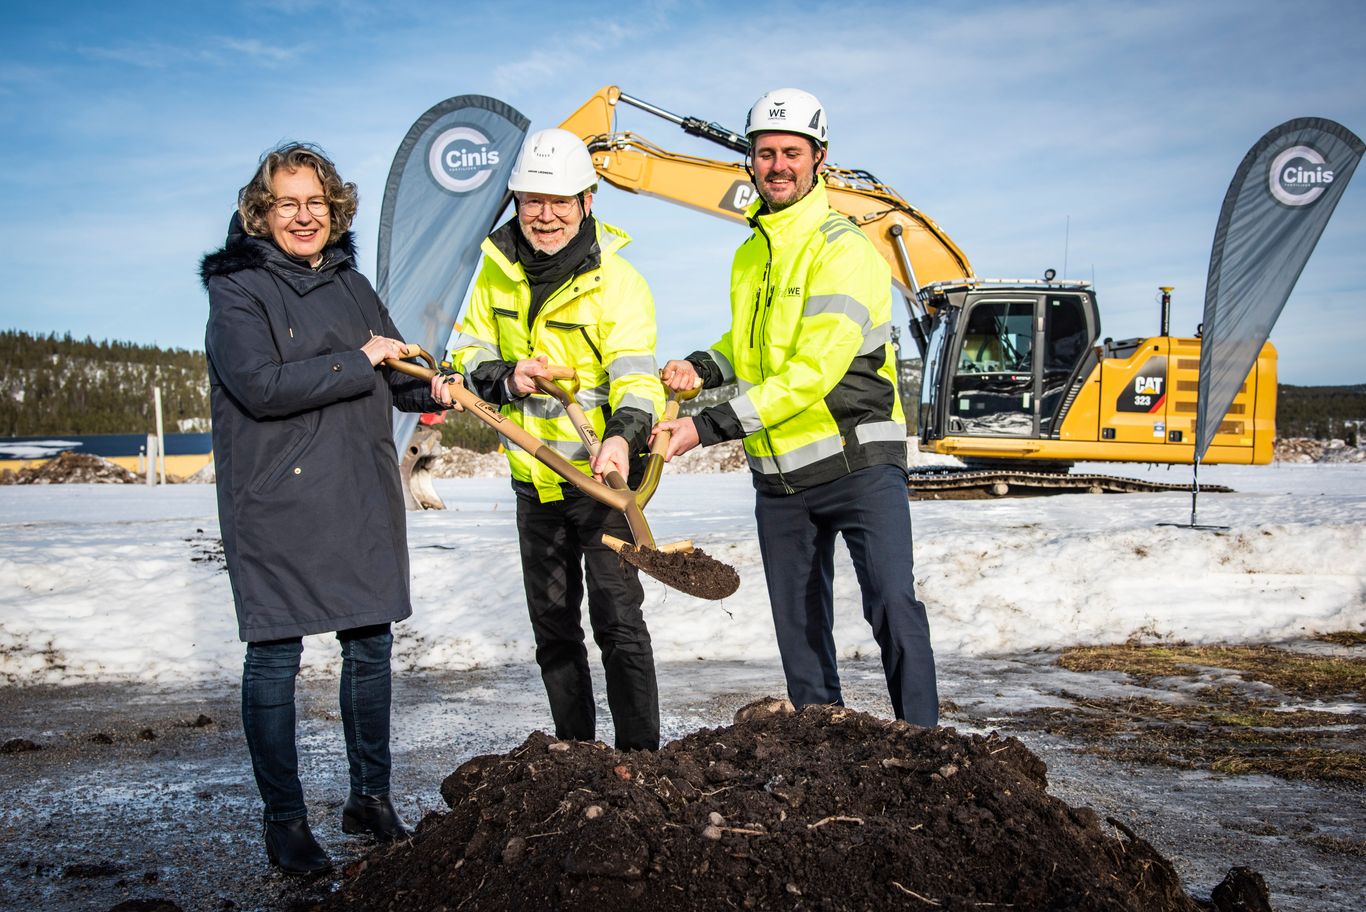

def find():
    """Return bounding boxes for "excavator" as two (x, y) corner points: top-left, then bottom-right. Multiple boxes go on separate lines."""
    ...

(556, 86), (1278, 496)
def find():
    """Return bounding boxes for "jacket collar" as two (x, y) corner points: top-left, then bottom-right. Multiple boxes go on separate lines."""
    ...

(745, 176), (831, 242)
(200, 211), (357, 295)
(482, 218), (631, 283)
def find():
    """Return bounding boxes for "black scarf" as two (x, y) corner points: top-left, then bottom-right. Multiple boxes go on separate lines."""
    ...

(514, 213), (599, 321)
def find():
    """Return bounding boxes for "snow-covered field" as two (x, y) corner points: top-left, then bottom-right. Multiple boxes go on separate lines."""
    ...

(2, 461), (1362, 685)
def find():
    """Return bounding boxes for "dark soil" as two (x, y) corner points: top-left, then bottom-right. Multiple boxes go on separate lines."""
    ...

(317, 700), (1267, 912)
(622, 546), (740, 600)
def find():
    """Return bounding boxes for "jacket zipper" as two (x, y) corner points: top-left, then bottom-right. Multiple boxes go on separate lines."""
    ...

(746, 219), (790, 492)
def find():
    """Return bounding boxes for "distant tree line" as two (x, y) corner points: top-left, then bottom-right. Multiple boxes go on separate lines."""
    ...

(2, 330), (1360, 446)
(1276, 384), (1366, 445)
(0, 330), (209, 436)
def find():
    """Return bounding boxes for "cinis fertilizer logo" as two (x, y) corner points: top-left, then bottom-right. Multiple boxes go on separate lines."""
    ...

(428, 126), (502, 194)
(1269, 144), (1335, 207)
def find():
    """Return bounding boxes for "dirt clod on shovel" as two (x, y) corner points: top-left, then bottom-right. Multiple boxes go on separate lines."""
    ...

(317, 701), (1270, 912)
(620, 546), (739, 600)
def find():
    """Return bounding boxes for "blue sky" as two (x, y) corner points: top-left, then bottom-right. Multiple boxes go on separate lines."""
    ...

(1, 0), (1362, 384)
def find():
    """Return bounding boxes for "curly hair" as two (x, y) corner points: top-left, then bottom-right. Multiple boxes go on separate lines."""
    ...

(237, 142), (359, 241)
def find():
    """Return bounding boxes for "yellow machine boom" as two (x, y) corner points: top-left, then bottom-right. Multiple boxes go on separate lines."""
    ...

(559, 86), (1276, 485)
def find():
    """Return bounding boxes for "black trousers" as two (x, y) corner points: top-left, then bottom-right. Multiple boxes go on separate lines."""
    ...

(755, 464), (938, 726)
(516, 488), (660, 750)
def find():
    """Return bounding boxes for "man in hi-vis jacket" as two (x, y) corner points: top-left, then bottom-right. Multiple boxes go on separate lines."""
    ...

(442, 129), (664, 750)
(655, 89), (937, 727)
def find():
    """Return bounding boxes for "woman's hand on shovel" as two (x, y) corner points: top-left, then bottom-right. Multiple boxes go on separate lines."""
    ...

(429, 371), (465, 412)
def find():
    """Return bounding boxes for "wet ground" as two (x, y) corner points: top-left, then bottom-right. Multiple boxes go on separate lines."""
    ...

(0, 655), (1361, 912)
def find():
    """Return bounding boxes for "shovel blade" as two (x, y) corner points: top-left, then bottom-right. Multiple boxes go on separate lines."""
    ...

(620, 546), (740, 601)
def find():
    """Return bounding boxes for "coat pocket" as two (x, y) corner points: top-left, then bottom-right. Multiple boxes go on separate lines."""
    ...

(544, 320), (601, 363)
(249, 413), (321, 496)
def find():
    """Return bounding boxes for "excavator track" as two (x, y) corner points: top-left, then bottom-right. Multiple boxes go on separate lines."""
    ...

(906, 466), (1232, 500)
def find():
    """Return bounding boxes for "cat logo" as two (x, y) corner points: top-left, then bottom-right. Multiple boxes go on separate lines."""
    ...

(1115, 356), (1167, 414)
(1133, 375), (1164, 396)
(718, 180), (757, 213)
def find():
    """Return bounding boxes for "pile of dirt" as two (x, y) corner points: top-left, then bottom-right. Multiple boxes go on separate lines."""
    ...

(1274, 437), (1366, 463)
(669, 440), (748, 474)
(425, 446), (512, 479)
(318, 701), (1269, 912)
(0, 451), (138, 484)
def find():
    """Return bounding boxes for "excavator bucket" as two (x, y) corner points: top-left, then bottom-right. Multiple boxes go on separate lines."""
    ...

(400, 423), (445, 511)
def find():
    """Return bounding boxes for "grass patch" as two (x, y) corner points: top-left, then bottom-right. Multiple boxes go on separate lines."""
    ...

(998, 643), (1366, 784)
(1314, 630), (1366, 647)
(1056, 642), (1365, 700)
(1306, 835), (1366, 857)
(1016, 693), (1366, 784)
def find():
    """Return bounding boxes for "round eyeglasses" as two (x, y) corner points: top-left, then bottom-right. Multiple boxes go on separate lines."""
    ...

(518, 197), (578, 218)
(272, 197), (330, 219)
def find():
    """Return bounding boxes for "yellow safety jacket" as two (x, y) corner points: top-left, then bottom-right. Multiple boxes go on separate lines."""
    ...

(448, 219), (664, 503)
(694, 178), (907, 494)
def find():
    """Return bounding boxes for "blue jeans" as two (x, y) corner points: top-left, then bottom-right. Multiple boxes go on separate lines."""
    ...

(755, 464), (938, 726)
(241, 624), (394, 821)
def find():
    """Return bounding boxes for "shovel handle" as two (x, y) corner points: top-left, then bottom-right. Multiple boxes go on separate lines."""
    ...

(384, 348), (638, 523)
(634, 384), (700, 510)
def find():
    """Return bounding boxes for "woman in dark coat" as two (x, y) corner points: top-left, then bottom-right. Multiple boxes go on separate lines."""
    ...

(201, 142), (448, 875)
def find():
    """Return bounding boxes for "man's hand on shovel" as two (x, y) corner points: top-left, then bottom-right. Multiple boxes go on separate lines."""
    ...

(654, 359), (705, 460)
(591, 436), (631, 484)
(511, 355), (553, 396)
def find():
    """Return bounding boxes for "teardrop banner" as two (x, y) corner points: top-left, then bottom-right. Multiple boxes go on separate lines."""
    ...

(1195, 117), (1363, 461)
(377, 95), (530, 456)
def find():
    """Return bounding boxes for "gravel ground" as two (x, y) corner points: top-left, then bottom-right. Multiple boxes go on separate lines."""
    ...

(0, 655), (1361, 912)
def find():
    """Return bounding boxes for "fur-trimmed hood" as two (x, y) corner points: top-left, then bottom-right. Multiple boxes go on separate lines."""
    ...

(199, 211), (358, 291)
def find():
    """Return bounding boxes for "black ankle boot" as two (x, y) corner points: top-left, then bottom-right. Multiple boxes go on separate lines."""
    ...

(341, 793), (414, 843)
(263, 817), (332, 875)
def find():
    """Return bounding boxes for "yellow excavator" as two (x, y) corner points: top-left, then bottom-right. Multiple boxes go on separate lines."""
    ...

(560, 86), (1277, 496)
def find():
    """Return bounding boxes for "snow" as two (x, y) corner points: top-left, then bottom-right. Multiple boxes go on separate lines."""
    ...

(0, 461), (1363, 685)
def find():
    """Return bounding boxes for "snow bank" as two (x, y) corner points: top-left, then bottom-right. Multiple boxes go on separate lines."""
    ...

(0, 462), (1362, 684)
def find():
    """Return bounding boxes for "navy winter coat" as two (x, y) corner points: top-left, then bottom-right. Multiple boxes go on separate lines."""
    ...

(201, 216), (436, 641)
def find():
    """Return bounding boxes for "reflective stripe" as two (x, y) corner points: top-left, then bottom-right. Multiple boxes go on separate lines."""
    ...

(448, 331), (499, 371)
(576, 382), (610, 409)
(822, 227), (857, 244)
(747, 431), (845, 475)
(737, 377), (755, 393)
(854, 420), (906, 445)
(504, 436), (589, 461)
(731, 394), (765, 435)
(804, 293), (870, 330)
(517, 396), (563, 420)
(617, 393), (658, 421)
(705, 348), (735, 383)
(858, 322), (892, 356)
(606, 354), (658, 382)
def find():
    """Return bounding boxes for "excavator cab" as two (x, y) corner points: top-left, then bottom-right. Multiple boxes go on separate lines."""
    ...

(920, 280), (1100, 451)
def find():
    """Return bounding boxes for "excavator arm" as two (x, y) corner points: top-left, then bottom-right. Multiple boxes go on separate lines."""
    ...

(560, 86), (974, 341)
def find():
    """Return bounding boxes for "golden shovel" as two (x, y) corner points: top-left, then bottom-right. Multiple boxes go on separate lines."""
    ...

(386, 347), (738, 600)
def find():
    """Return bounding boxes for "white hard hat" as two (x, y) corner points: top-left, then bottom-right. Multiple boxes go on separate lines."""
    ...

(507, 128), (597, 196)
(744, 88), (828, 146)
